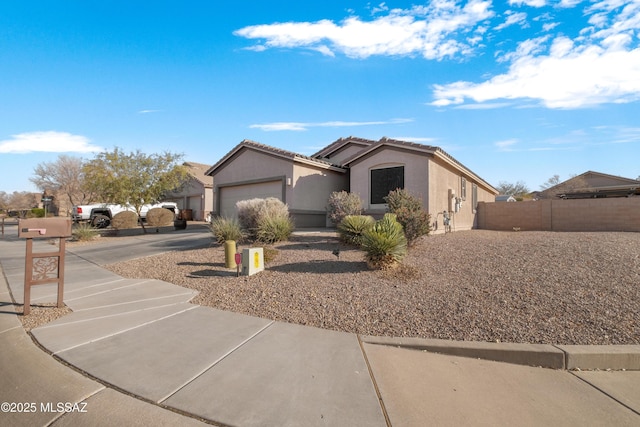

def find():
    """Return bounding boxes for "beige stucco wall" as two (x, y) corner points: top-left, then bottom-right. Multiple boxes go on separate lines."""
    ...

(428, 156), (496, 233)
(326, 144), (370, 165)
(213, 149), (294, 187)
(292, 163), (348, 212)
(349, 147), (429, 214)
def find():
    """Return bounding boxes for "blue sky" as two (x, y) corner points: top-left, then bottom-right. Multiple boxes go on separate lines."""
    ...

(1, 0), (639, 194)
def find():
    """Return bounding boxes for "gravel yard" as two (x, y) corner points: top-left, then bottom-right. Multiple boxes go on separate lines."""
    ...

(103, 230), (640, 346)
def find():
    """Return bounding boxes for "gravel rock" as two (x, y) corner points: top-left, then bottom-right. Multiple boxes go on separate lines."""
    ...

(18, 303), (72, 332)
(102, 230), (640, 345)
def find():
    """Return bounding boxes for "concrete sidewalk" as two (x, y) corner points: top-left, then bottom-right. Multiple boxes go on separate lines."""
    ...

(1, 232), (639, 426)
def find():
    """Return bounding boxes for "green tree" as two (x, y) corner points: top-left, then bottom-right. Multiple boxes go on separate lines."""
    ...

(82, 148), (188, 232)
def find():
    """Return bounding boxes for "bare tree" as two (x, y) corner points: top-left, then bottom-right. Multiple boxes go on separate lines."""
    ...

(495, 180), (530, 197)
(6, 191), (39, 216)
(539, 175), (561, 190)
(30, 155), (94, 215)
(0, 191), (8, 211)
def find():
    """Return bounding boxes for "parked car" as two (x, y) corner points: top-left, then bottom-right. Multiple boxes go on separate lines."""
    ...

(72, 202), (178, 228)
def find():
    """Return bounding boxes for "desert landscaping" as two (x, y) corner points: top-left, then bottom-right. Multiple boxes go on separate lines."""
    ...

(102, 229), (640, 346)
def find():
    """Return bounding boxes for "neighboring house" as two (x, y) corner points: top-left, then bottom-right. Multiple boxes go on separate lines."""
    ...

(495, 195), (517, 202)
(206, 137), (498, 232)
(541, 171), (640, 199)
(164, 162), (214, 221)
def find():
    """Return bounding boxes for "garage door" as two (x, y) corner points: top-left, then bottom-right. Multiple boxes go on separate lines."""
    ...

(219, 181), (283, 219)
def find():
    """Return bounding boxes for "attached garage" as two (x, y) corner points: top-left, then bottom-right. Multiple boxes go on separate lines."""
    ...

(218, 179), (284, 219)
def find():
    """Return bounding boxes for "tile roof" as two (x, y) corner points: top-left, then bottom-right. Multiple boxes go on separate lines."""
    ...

(183, 162), (214, 187)
(205, 139), (346, 176)
(311, 136), (376, 159)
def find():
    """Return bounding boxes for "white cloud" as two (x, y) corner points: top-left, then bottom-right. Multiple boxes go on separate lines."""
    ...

(495, 139), (518, 151)
(494, 11), (528, 30)
(235, 1), (494, 60)
(452, 101), (512, 109)
(432, 2), (640, 109)
(0, 131), (103, 154)
(508, 0), (547, 7)
(250, 118), (413, 131)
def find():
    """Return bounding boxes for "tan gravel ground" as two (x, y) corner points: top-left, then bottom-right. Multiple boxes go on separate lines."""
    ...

(102, 230), (640, 345)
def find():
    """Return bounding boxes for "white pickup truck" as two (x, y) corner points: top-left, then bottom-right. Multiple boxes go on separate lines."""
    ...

(72, 202), (178, 228)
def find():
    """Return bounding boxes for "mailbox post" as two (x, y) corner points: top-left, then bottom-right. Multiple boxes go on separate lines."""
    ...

(18, 218), (72, 315)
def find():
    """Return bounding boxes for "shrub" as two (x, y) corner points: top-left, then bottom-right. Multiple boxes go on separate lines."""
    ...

(256, 213), (294, 244)
(261, 246), (279, 264)
(236, 197), (292, 241)
(111, 211), (138, 229)
(327, 191), (363, 225)
(361, 213), (407, 270)
(72, 223), (99, 241)
(384, 189), (432, 246)
(146, 207), (175, 226)
(209, 216), (245, 244)
(338, 215), (375, 246)
(30, 208), (45, 218)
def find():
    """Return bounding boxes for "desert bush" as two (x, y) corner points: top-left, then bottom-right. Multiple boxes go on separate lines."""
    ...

(72, 223), (99, 241)
(361, 213), (407, 270)
(256, 213), (294, 244)
(261, 246), (279, 264)
(384, 188), (431, 246)
(30, 208), (45, 218)
(146, 207), (175, 227)
(236, 197), (291, 241)
(111, 211), (138, 229)
(327, 191), (363, 225)
(338, 215), (375, 246)
(209, 216), (245, 244)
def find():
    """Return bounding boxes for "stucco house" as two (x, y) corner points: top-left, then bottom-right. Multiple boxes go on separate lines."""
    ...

(206, 140), (348, 227)
(164, 162), (214, 221)
(206, 137), (498, 232)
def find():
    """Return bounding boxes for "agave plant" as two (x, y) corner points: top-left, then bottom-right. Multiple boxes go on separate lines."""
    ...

(338, 215), (375, 246)
(360, 213), (407, 270)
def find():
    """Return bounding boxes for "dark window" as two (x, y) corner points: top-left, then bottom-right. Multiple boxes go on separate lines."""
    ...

(371, 166), (404, 204)
(461, 177), (467, 201)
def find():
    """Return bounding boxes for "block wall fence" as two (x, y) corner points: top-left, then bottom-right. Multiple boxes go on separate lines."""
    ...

(477, 198), (640, 232)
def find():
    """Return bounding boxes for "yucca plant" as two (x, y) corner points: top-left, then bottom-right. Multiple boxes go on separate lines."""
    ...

(361, 213), (407, 270)
(209, 216), (245, 244)
(72, 222), (99, 242)
(338, 215), (375, 246)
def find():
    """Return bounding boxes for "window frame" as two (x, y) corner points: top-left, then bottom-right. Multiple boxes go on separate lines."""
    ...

(369, 165), (405, 205)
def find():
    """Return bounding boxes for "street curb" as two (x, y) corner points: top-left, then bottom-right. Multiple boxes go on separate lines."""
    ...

(557, 345), (640, 371)
(360, 336), (640, 371)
